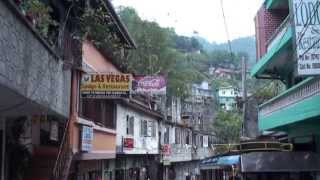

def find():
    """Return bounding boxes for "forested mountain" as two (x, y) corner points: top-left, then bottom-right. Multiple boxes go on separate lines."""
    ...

(195, 36), (257, 68)
(118, 7), (254, 96)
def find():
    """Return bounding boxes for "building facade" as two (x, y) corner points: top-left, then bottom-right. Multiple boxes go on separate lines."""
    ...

(217, 86), (240, 111)
(115, 97), (162, 180)
(252, 0), (320, 178)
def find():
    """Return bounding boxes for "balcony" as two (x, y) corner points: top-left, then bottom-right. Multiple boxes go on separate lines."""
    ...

(73, 117), (117, 160)
(162, 144), (192, 163)
(0, 0), (71, 117)
(251, 16), (293, 78)
(259, 78), (320, 131)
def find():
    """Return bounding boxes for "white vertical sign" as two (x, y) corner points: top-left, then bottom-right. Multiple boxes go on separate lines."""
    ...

(81, 125), (93, 152)
(293, 0), (320, 75)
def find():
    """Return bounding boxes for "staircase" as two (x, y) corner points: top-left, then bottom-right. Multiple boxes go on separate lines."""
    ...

(25, 146), (58, 180)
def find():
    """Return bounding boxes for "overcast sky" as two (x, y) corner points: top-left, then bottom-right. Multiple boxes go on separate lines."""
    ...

(113, 0), (264, 43)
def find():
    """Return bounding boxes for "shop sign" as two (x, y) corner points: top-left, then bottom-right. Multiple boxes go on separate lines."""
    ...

(80, 73), (131, 98)
(81, 125), (93, 152)
(132, 75), (166, 94)
(161, 144), (171, 155)
(293, 0), (320, 75)
(123, 138), (134, 148)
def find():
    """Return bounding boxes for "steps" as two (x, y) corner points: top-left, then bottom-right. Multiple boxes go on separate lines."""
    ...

(24, 146), (59, 180)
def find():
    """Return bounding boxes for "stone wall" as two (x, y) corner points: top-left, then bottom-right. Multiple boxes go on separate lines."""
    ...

(0, 1), (71, 117)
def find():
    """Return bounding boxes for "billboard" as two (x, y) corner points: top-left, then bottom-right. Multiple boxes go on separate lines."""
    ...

(80, 73), (131, 98)
(132, 75), (166, 94)
(293, 0), (320, 75)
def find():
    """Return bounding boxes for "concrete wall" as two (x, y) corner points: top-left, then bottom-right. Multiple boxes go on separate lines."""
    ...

(116, 103), (159, 154)
(0, 1), (71, 117)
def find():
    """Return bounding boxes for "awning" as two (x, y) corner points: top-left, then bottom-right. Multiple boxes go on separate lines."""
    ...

(241, 152), (320, 173)
(200, 155), (240, 170)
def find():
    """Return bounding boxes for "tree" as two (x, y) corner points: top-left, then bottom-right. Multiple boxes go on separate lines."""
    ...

(212, 111), (242, 144)
(118, 7), (204, 97)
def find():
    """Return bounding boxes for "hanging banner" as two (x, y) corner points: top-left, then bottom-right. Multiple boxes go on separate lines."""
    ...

(132, 75), (166, 94)
(80, 73), (131, 98)
(293, 0), (320, 75)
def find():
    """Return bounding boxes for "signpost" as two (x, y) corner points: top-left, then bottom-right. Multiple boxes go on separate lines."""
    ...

(80, 73), (131, 98)
(293, 0), (320, 75)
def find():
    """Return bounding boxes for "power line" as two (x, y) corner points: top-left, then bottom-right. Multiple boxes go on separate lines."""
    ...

(219, 0), (233, 58)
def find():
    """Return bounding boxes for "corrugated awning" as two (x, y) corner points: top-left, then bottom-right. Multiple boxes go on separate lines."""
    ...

(241, 152), (320, 173)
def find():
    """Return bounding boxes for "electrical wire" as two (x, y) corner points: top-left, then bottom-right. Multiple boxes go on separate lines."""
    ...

(219, 0), (234, 59)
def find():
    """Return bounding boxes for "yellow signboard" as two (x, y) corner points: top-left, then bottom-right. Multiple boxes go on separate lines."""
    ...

(80, 74), (131, 98)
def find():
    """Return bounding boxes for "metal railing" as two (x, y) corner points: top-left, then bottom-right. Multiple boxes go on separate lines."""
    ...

(260, 78), (320, 117)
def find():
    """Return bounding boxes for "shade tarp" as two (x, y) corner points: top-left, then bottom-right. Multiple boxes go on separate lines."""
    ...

(241, 152), (320, 173)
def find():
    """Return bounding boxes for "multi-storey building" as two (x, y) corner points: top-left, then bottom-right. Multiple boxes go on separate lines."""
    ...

(65, 1), (137, 179)
(0, 0), (136, 179)
(217, 86), (240, 111)
(251, 0), (320, 178)
(115, 95), (162, 180)
(0, 0), (76, 179)
(160, 82), (216, 180)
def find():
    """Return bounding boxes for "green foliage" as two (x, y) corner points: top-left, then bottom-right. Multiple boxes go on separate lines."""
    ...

(21, 0), (57, 39)
(77, 6), (121, 49)
(213, 111), (242, 143)
(118, 7), (203, 97)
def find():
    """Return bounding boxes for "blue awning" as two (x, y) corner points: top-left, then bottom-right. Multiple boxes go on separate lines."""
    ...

(200, 155), (240, 169)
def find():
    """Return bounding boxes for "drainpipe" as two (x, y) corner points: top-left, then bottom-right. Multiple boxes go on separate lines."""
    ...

(1, 117), (5, 180)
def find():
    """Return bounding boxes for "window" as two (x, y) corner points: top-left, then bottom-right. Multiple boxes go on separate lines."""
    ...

(151, 121), (157, 137)
(126, 115), (134, 135)
(164, 126), (170, 144)
(81, 99), (116, 129)
(175, 127), (181, 144)
(140, 120), (148, 137)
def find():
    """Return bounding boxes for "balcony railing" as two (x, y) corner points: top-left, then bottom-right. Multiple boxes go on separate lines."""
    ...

(260, 78), (320, 117)
(266, 15), (290, 51)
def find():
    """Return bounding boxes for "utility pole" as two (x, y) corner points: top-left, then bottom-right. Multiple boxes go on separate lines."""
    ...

(241, 56), (247, 137)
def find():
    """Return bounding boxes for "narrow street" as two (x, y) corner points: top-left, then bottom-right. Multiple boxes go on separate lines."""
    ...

(1, 0), (320, 180)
